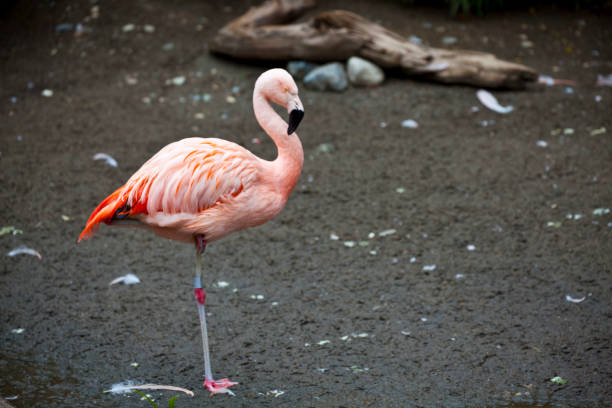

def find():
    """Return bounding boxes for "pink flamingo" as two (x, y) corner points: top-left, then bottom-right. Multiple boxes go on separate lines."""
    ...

(78, 68), (304, 395)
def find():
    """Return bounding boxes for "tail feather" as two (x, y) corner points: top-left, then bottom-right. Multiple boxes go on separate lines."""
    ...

(78, 186), (127, 242)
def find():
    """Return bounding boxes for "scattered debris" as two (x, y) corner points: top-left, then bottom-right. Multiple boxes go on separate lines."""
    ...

(104, 381), (194, 397)
(61, 215), (71, 222)
(250, 294), (265, 300)
(167, 76), (186, 86)
(216, 281), (230, 288)
(550, 376), (568, 385)
(537, 75), (576, 86)
(226, 95), (236, 104)
(401, 119), (419, 129)
(466, 244), (476, 251)
(593, 208), (610, 215)
(130, 362), (139, 368)
(317, 340), (331, 346)
(266, 389), (285, 397)
(11, 328), (25, 334)
(41, 89), (54, 97)
(316, 143), (335, 154)
(400, 330), (411, 336)
(7, 246), (42, 259)
(93, 153), (118, 167)
(536, 140), (548, 148)
(143, 24), (155, 33)
(455, 273), (465, 279)
(396, 187), (406, 193)
(56, 23), (74, 32)
(565, 295), (586, 303)
(378, 229), (396, 237)
(590, 127), (606, 136)
(329, 233), (339, 240)
(420, 317), (428, 322)
(109, 273), (140, 285)
(546, 221), (562, 228)
(347, 365), (369, 374)
(0, 226), (23, 236)
(422, 264), (436, 271)
(343, 241), (356, 248)
(122, 24), (136, 33)
(596, 74), (612, 87)
(442, 36), (457, 45)
(476, 89), (513, 114)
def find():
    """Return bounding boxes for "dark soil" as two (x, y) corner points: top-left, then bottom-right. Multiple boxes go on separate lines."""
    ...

(1, 1), (611, 407)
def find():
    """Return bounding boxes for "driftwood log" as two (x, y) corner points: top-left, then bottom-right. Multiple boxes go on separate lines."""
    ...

(210, 0), (538, 89)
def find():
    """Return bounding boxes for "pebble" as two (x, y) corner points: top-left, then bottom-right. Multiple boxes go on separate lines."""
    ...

(346, 57), (385, 87)
(409, 35), (423, 44)
(303, 63), (348, 92)
(466, 244), (476, 251)
(143, 24), (155, 33)
(41, 89), (53, 97)
(122, 23), (135, 32)
(401, 119), (418, 129)
(287, 61), (318, 80)
(168, 76), (185, 86)
(422, 264), (436, 271)
(55, 23), (73, 32)
(536, 140), (548, 148)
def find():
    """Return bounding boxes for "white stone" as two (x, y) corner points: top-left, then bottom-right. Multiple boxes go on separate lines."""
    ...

(346, 57), (384, 87)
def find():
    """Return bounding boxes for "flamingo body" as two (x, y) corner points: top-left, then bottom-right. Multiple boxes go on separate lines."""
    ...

(78, 68), (305, 396)
(79, 69), (304, 244)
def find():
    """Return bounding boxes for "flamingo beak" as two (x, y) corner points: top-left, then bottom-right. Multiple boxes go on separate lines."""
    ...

(287, 109), (304, 135)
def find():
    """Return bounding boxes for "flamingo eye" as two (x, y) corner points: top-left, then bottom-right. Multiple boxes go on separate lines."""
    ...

(284, 87), (288, 92)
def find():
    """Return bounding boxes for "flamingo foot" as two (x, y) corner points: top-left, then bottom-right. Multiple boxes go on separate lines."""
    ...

(204, 377), (238, 396)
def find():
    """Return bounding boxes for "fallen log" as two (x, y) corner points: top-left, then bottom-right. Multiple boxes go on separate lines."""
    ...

(210, 0), (538, 89)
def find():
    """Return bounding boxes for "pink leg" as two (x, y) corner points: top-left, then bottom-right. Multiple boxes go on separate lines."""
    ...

(193, 235), (238, 396)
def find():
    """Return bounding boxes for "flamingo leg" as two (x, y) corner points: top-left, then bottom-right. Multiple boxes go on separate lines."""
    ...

(193, 235), (238, 396)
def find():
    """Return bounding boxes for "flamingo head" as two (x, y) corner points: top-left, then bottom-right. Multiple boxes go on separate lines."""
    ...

(259, 68), (304, 135)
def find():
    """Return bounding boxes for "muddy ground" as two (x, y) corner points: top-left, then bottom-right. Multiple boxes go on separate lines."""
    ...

(1, 1), (611, 407)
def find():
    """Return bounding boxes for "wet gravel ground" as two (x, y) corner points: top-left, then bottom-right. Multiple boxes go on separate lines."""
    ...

(1, 0), (611, 407)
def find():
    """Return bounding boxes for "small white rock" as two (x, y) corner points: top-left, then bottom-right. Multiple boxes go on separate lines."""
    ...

(466, 244), (476, 251)
(346, 56), (385, 87)
(41, 89), (54, 97)
(401, 119), (419, 129)
(422, 264), (436, 271)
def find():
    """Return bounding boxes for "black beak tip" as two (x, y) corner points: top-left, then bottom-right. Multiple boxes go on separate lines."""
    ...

(287, 109), (304, 135)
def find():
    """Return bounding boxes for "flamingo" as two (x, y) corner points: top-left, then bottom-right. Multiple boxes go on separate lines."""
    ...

(78, 68), (305, 396)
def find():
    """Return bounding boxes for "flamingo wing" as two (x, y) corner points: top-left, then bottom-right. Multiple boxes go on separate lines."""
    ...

(79, 138), (257, 241)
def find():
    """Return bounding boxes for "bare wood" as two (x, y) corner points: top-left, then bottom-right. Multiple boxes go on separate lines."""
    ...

(211, 0), (538, 89)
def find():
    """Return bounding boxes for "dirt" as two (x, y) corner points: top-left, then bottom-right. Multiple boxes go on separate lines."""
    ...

(1, 1), (611, 407)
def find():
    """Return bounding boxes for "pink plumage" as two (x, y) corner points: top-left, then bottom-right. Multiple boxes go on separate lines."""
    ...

(79, 69), (304, 244)
(78, 68), (305, 395)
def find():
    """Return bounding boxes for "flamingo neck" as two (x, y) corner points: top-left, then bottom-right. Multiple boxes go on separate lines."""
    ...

(253, 89), (304, 198)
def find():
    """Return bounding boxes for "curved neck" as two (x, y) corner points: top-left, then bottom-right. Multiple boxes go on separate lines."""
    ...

(253, 89), (304, 197)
